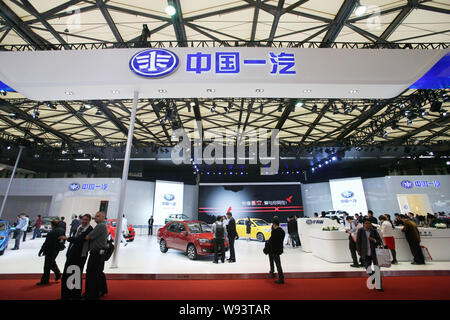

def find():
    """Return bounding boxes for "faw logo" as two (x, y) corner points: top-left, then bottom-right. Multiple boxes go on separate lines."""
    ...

(164, 193), (175, 201)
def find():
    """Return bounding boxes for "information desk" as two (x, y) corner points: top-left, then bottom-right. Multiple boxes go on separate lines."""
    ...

(309, 227), (450, 263)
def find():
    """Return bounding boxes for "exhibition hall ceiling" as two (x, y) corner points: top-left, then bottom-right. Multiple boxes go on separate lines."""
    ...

(0, 0), (448, 154)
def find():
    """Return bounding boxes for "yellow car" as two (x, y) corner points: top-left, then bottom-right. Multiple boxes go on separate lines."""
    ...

(236, 218), (271, 242)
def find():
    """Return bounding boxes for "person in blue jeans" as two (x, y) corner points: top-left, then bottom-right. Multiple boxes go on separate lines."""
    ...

(31, 215), (42, 240)
(12, 214), (26, 250)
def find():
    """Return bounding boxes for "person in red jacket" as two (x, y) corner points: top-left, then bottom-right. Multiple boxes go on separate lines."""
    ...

(31, 215), (42, 240)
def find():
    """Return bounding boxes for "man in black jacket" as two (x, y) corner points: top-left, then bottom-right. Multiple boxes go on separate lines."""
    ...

(268, 218), (285, 284)
(148, 215), (154, 236)
(59, 214), (93, 300)
(356, 218), (384, 291)
(226, 212), (237, 263)
(37, 220), (65, 285)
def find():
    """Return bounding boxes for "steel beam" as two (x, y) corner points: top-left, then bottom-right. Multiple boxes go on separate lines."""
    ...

(301, 102), (331, 143)
(250, 0), (260, 42)
(96, 0), (123, 42)
(0, 1), (54, 47)
(268, 0), (285, 43)
(320, 0), (357, 47)
(99, 102), (138, 145)
(169, 0), (187, 46)
(378, 0), (419, 42)
(18, 0), (70, 49)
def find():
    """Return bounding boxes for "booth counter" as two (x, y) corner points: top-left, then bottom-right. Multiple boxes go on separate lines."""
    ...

(308, 227), (450, 263)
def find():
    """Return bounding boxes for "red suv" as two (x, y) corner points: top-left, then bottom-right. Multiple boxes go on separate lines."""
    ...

(157, 220), (229, 260)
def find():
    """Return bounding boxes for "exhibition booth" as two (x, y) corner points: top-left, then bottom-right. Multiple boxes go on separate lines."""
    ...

(0, 175), (449, 277)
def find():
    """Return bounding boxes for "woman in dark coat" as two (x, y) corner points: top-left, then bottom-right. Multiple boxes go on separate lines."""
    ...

(246, 217), (251, 241)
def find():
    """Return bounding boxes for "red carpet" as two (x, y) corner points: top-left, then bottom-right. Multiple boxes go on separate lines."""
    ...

(0, 276), (449, 300)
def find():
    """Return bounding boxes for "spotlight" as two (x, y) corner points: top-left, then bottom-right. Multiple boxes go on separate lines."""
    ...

(407, 119), (413, 125)
(311, 104), (318, 112)
(96, 108), (103, 115)
(6, 146), (11, 150)
(355, 2), (367, 17)
(105, 163), (112, 168)
(311, 168), (315, 172)
(84, 104), (92, 110)
(332, 156), (337, 161)
(78, 149), (83, 153)
(210, 105), (216, 113)
(318, 164), (322, 168)
(34, 154), (39, 158)
(442, 111), (448, 117)
(295, 100), (304, 108)
(383, 130), (388, 138)
(165, 5), (176, 16)
(325, 160), (329, 164)
(240, 172), (244, 175)
(8, 113), (17, 120)
(0, 90), (6, 96)
(31, 110), (40, 119)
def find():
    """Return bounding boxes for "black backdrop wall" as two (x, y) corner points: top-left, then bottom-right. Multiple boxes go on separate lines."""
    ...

(198, 183), (303, 224)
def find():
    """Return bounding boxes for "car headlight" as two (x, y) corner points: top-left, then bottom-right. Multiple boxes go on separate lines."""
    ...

(199, 239), (212, 244)
(265, 229), (271, 233)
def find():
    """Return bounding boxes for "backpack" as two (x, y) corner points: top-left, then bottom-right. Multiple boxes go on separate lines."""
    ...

(215, 223), (224, 239)
(104, 236), (115, 261)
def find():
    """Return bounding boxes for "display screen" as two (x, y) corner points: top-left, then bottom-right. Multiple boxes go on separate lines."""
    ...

(153, 180), (184, 226)
(198, 183), (303, 224)
(0, 223), (6, 231)
(329, 177), (368, 214)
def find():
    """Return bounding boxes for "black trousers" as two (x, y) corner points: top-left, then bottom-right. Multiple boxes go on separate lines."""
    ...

(213, 238), (225, 262)
(269, 253), (284, 280)
(61, 255), (87, 300)
(22, 230), (27, 241)
(40, 252), (61, 284)
(148, 225), (153, 235)
(348, 237), (362, 265)
(407, 239), (425, 264)
(85, 250), (107, 300)
(228, 235), (236, 261)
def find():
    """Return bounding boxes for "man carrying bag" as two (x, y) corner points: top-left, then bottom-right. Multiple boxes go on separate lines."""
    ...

(356, 218), (384, 292)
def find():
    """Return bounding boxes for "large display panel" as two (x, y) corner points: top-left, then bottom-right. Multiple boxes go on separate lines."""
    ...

(329, 177), (368, 214)
(198, 183), (303, 224)
(153, 180), (184, 226)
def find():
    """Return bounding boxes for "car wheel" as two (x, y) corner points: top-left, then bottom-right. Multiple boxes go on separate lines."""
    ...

(257, 232), (265, 242)
(0, 249), (4, 256)
(187, 244), (197, 260)
(160, 239), (168, 253)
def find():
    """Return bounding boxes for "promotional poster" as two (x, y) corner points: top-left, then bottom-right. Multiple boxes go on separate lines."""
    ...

(153, 180), (184, 226)
(198, 183), (303, 224)
(329, 177), (368, 214)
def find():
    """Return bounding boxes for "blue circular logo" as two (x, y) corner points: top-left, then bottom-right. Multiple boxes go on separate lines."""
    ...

(306, 219), (312, 225)
(164, 193), (175, 201)
(129, 49), (179, 78)
(401, 180), (413, 189)
(341, 191), (354, 198)
(69, 183), (80, 191)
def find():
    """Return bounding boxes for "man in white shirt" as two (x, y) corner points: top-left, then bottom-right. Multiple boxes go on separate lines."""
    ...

(22, 215), (30, 242)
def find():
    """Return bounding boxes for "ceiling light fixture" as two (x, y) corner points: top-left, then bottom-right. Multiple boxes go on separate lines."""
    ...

(354, 1), (367, 17)
(303, 89), (312, 93)
(206, 89), (215, 93)
(158, 89), (167, 93)
(165, 5), (176, 16)
(65, 91), (74, 95)
(255, 89), (264, 93)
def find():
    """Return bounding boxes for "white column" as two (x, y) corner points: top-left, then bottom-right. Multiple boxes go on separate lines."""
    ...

(110, 91), (139, 268)
(0, 146), (24, 218)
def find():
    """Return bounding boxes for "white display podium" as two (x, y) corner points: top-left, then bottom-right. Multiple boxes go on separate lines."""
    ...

(298, 218), (341, 252)
(308, 226), (450, 263)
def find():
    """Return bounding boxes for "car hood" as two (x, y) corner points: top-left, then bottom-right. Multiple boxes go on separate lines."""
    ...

(191, 232), (214, 240)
